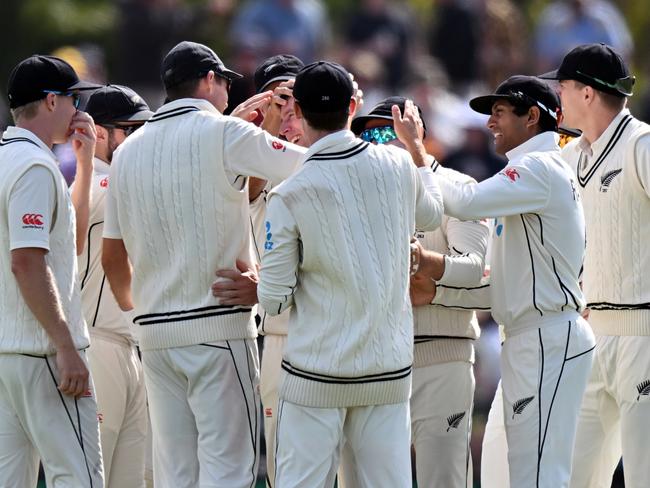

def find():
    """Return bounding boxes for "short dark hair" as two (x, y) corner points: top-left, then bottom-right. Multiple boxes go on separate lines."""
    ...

(165, 76), (202, 101)
(300, 106), (349, 132)
(512, 103), (557, 134)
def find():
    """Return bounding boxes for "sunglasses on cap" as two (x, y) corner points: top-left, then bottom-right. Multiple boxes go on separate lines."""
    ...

(575, 70), (635, 96)
(102, 124), (143, 136)
(360, 125), (398, 145)
(42, 90), (81, 109)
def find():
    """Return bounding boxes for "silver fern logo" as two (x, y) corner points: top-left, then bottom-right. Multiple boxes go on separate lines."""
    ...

(512, 396), (535, 419)
(599, 169), (622, 192)
(636, 380), (650, 401)
(446, 412), (466, 432)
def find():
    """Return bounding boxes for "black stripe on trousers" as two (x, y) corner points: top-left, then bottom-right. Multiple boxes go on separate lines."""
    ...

(536, 322), (594, 487)
(226, 340), (258, 488)
(44, 357), (94, 488)
(274, 399), (285, 487)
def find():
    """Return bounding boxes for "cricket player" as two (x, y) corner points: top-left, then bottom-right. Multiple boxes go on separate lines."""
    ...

(257, 61), (443, 488)
(75, 84), (153, 488)
(101, 41), (306, 488)
(541, 43), (650, 488)
(350, 97), (489, 488)
(410, 75), (595, 487)
(0, 55), (104, 487)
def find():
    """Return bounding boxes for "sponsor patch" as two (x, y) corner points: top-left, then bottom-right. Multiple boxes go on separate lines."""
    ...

(22, 213), (44, 229)
(100, 177), (109, 188)
(500, 167), (520, 182)
(265, 407), (273, 417)
(271, 140), (286, 151)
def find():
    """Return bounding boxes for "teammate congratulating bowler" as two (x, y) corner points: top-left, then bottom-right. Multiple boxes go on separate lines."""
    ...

(410, 76), (595, 487)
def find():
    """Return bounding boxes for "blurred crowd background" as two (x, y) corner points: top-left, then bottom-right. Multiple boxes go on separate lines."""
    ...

(2, 0), (645, 485)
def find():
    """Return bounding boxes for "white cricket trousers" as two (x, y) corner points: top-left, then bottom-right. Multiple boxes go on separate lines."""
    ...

(87, 333), (147, 488)
(483, 318), (595, 488)
(411, 361), (474, 488)
(570, 334), (650, 488)
(275, 400), (411, 488)
(480, 381), (509, 488)
(142, 339), (260, 488)
(0, 352), (104, 488)
(260, 334), (285, 488)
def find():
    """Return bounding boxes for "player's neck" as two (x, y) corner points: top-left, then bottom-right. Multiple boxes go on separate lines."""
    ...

(16, 119), (55, 149)
(581, 106), (623, 145)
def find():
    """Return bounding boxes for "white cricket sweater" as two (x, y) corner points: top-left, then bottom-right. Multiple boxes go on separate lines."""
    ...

(249, 183), (290, 336)
(561, 109), (650, 336)
(258, 130), (444, 408)
(103, 99), (305, 351)
(75, 158), (132, 341)
(432, 132), (587, 339)
(414, 162), (489, 368)
(0, 127), (89, 355)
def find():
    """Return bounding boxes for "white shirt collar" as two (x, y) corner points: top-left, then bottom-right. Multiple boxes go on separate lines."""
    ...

(303, 130), (358, 161)
(93, 156), (110, 175)
(1, 126), (58, 160)
(505, 131), (560, 162)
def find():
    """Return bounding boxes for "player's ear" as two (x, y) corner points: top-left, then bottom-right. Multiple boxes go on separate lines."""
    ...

(527, 106), (541, 129)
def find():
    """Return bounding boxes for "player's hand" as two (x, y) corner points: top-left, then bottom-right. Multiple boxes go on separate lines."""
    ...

(410, 237), (422, 276)
(409, 272), (436, 306)
(69, 111), (97, 170)
(212, 259), (260, 305)
(231, 91), (274, 122)
(55, 346), (90, 398)
(392, 100), (424, 148)
(262, 80), (294, 135)
(349, 72), (364, 118)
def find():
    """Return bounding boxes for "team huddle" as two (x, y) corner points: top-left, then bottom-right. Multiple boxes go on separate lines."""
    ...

(0, 39), (648, 488)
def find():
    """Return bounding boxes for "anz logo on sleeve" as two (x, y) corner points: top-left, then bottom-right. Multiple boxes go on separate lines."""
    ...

(264, 221), (274, 251)
(494, 218), (503, 237)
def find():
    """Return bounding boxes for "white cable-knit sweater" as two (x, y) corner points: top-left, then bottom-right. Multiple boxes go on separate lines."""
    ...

(103, 99), (305, 350)
(561, 110), (650, 335)
(258, 130), (444, 408)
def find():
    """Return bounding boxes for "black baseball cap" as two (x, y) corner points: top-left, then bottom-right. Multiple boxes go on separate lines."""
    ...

(293, 61), (353, 113)
(7, 55), (101, 109)
(351, 96), (427, 135)
(470, 75), (560, 125)
(161, 41), (243, 90)
(254, 54), (304, 93)
(539, 43), (634, 97)
(85, 85), (153, 126)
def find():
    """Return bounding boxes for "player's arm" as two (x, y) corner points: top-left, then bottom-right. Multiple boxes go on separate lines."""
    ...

(223, 117), (306, 186)
(257, 194), (300, 315)
(101, 161), (134, 311)
(69, 111), (97, 255)
(438, 158), (551, 221)
(436, 217), (490, 287)
(8, 166), (89, 397)
(633, 133), (650, 198)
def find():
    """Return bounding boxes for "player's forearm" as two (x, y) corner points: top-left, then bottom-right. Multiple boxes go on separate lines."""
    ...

(102, 238), (134, 310)
(71, 163), (92, 255)
(419, 249), (446, 281)
(249, 177), (268, 203)
(11, 249), (77, 351)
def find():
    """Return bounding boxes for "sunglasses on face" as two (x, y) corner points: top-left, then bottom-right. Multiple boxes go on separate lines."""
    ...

(360, 125), (398, 144)
(42, 90), (81, 109)
(103, 124), (143, 136)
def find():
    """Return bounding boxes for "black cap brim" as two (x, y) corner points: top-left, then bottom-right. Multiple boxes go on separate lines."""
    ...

(538, 69), (564, 81)
(218, 68), (243, 81)
(115, 110), (155, 123)
(68, 80), (103, 91)
(469, 95), (518, 115)
(350, 114), (394, 135)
